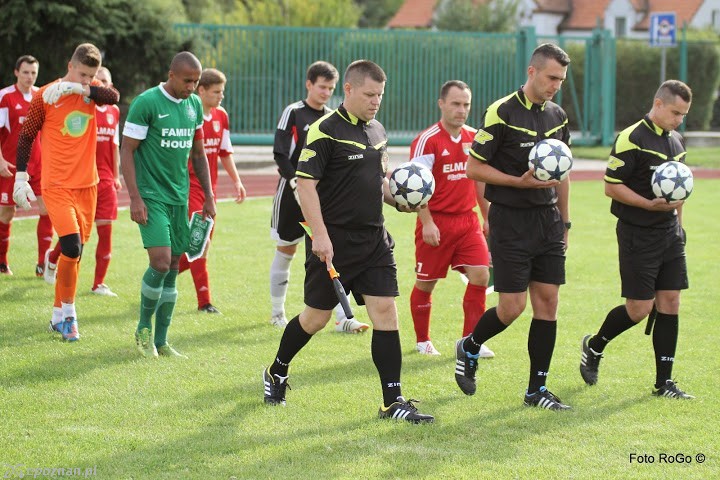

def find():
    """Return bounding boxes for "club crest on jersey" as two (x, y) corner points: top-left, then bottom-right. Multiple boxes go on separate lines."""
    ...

(61, 111), (93, 138)
(607, 155), (625, 171)
(106, 114), (115, 125)
(186, 103), (197, 121)
(299, 148), (316, 162)
(473, 129), (493, 145)
(212, 120), (221, 133)
(462, 142), (472, 155)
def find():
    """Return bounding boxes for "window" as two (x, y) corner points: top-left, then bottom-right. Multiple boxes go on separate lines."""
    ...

(712, 10), (720, 30)
(615, 17), (627, 38)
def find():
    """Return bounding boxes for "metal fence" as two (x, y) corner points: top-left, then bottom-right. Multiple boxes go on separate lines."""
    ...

(174, 24), (616, 145)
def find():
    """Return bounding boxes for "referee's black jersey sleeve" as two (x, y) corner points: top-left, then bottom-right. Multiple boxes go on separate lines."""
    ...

(468, 89), (570, 208)
(296, 105), (387, 228)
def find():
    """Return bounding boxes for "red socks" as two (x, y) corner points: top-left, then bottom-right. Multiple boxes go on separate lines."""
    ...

(93, 224), (112, 289)
(0, 221), (10, 265)
(36, 215), (54, 265)
(410, 287), (432, 342)
(190, 258), (210, 308)
(462, 284), (487, 337)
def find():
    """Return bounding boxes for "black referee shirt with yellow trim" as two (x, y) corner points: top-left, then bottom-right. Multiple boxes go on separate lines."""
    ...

(296, 104), (389, 229)
(469, 88), (570, 208)
(605, 115), (687, 227)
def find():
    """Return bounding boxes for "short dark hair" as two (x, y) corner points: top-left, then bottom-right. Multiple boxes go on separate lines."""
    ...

(344, 60), (386, 87)
(307, 61), (338, 84)
(655, 80), (692, 104)
(170, 51), (202, 73)
(199, 68), (226, 88)
(15, 55), (38, 71)
(440, 80), (470, 100)
(530, 43), (570, 68)
(71, 43), (102, 68)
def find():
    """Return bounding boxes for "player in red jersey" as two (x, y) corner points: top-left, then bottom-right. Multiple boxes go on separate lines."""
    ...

(0, 55), (50, 276)
(409, 80), (494, 357)
(177, 68), (246, 313)
(89, 66), (122, 296)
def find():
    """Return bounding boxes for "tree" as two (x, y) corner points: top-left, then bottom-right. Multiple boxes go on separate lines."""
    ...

(434, 0), (520, 33)
(0, 0), (186, 102)
(356, 0), (405, 28)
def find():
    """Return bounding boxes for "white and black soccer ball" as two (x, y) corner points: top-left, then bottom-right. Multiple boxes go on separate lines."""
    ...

(651, 161), (693, 201)
(528, 138), (573, 181)
(389, 162), (435, 209)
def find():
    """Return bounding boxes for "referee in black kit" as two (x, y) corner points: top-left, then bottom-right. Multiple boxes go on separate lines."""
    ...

(454, 43), (573, 410)
(262, 60), (434, 424)
(580, 80), (694, 400)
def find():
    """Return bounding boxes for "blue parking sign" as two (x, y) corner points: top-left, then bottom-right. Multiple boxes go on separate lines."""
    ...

(650, 12), (676, 47)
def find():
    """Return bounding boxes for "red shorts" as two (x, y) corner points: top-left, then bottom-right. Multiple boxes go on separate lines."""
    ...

(95, 179), (118, 221)
(415, 211), (489, 281)
(43, 186), (97, 243)
(0, 174), (14, 206)
(188, 185), (216, 239)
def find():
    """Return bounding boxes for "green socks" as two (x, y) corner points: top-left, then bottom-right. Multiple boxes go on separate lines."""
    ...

(138, 266), (167, 332)
(154, 269), (178, 347)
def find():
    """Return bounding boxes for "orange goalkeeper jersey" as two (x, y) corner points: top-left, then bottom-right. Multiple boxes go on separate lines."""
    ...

(23, 79), (101, 190)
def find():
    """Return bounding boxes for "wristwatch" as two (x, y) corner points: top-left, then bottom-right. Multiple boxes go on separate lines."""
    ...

(564, 222), (572, 230)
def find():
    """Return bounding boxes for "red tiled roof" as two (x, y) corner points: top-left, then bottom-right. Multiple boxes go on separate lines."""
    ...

(534, 0), (571, 13)
(633, 0), (704, 30)
(561, 0), (613, 30)
(387, 0), (439, 28)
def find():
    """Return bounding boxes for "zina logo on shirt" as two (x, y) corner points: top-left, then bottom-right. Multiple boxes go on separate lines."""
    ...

(61, 111), (93, 138)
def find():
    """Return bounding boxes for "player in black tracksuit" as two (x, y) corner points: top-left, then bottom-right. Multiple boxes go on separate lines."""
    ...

(263, 60), (433, 423)
(580, 80), (695, 399)
(455, 44), (573, 410)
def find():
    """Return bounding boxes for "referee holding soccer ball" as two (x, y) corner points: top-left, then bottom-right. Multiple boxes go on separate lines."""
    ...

(580, 80), (695, 400)
(455, 43), (573, 410)
(262, 60), (434, 423)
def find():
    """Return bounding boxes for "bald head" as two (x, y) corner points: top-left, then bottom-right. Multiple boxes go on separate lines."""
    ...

(170, 51), (202, 73)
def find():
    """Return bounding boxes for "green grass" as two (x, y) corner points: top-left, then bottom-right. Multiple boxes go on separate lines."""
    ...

(572, 145), (720, 169)
(1, 181), (719, 479)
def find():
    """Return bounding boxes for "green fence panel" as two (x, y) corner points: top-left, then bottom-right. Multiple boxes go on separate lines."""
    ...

(174, 24), (615, 146)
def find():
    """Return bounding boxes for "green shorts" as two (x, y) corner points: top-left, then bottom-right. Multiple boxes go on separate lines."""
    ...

(139, 198), (189, 256)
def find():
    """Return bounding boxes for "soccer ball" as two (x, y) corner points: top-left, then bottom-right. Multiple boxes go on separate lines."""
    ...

(528, 138), (573, 181)
(389, 162), (435, 209)
(651, 161), (693, 201)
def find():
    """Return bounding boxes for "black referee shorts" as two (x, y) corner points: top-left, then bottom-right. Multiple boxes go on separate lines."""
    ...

(488, 203), (566, 293)
(304, 225), (399, 310)
(617, 220), (688, 300)
(270, 177), (305, 245)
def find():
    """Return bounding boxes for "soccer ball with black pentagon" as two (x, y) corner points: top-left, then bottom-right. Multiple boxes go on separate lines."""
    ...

(528, 138), (573, 181)
(651, 161), (693, 201)
(389, 162), (435, 209)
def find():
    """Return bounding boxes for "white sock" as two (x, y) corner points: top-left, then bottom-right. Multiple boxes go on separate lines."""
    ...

(334, 293), (352, 322)
(51, 307), (63, 325)
(270, 250), (294, 316)
(61, 302), (76, 320)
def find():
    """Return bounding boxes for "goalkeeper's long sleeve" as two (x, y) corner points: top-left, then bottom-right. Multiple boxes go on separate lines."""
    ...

(15, 93), (45, 172)
(88, 86), (120, 106)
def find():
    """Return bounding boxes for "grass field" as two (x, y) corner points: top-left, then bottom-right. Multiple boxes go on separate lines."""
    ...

(572, 145), (720, 169)
(1, 180), (718, 479)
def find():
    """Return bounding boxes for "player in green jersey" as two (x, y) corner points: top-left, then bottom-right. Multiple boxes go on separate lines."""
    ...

(121, 51), (216, 358)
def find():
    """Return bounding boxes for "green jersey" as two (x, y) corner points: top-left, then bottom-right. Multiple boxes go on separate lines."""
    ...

(123, 84), (203, 205)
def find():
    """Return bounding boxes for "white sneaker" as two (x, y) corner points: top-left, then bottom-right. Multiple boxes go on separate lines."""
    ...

(91, 283), (118, 297)
(479, 343), (495, 358)
(416, 340), (441, 355)
(43, 249), (56, 285)
(335, 318), (369, 333)
(270, 313), (288, 328)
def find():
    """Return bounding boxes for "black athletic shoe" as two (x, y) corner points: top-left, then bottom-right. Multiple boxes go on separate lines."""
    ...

(580, 334), (603, 385)
(524, 386), (572, 410)
(0, 263), (12, 275)
(263, 367), (290, 406)
(378, 397), (434, 424)
(198, 303), (222, 314)
(35, 264), (44, 277)
(652, 380), (695, 399)
(454, 337), (480, 395)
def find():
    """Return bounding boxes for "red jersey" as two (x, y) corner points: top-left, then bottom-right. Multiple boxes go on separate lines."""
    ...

(410, 122), (477, 215)
(0, 84), (39, 164)
(95, 104), (120, 182)
(188, 106), (233, 193)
